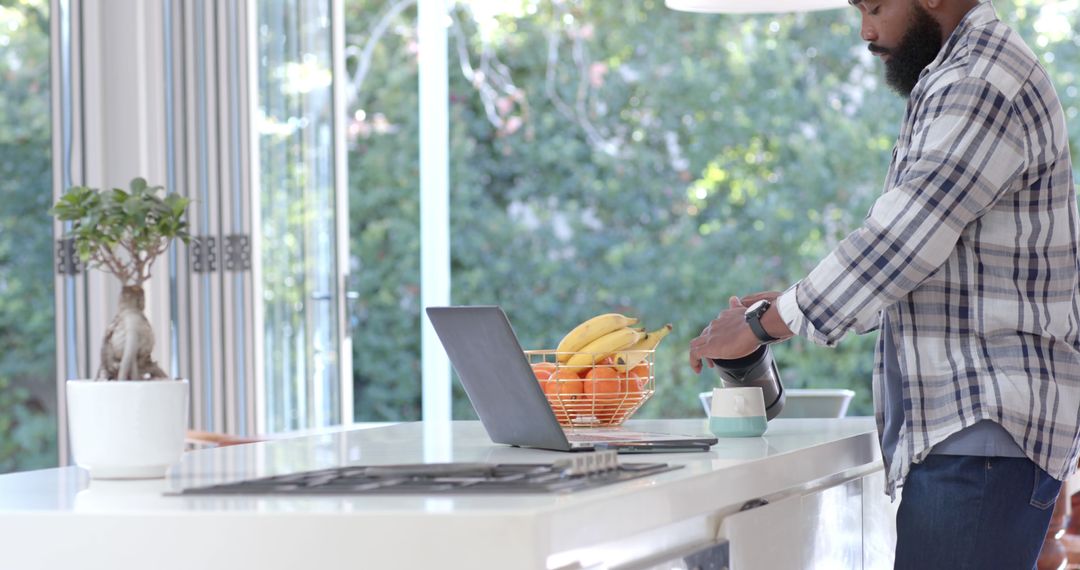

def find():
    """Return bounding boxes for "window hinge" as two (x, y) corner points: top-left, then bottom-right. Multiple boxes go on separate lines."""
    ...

(191, 235), (218, 273)
(55, 237), (82, 275)
(224, 234), (251, 272)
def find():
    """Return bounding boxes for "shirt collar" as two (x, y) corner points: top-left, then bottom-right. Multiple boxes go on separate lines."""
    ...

(921, 1), (999, 78)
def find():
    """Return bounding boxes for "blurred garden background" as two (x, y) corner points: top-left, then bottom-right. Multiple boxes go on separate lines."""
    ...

(343, 0), (1080, 421)
(2, 0), (1078, 471)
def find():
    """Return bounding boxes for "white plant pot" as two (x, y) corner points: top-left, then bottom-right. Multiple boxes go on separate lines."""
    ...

(66, 379), (189, 479)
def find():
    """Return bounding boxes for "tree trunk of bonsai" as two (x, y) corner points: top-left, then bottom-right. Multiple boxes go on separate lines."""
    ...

(95, 285), (167, 381)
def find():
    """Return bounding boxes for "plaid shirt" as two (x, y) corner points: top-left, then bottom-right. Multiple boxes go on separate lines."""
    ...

(776, 1), (1080, 494)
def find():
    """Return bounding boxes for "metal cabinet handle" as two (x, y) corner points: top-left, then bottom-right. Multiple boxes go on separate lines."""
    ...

(632, 540), (730, 570)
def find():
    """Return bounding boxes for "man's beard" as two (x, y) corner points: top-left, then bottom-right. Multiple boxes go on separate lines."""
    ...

(872, 4), (944, 97)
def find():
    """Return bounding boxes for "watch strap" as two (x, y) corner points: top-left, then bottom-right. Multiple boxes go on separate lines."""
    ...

(745, 301), (780, 343)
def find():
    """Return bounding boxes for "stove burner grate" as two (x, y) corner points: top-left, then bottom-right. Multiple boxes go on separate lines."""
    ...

(177, 452), (681, 496)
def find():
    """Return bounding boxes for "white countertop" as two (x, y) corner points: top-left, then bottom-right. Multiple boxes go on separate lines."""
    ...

(0, 418), (882, 569)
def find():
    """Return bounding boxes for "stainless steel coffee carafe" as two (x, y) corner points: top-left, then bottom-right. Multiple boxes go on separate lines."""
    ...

(711, 345), (785, 420)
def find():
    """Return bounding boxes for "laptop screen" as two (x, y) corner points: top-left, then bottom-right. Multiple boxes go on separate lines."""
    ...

(425, 306), (572, 450)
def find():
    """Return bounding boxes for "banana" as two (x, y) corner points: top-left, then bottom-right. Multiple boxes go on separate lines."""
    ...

(562, 327), (643, 373)
(555, 313), (639, 363)
(612, 324), (673, 372)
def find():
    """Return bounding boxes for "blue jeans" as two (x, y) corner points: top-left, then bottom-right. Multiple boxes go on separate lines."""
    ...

(894, 455), (1062, 570)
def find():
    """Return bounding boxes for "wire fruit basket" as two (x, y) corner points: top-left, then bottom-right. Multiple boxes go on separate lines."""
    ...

(525, 349), (656, 427)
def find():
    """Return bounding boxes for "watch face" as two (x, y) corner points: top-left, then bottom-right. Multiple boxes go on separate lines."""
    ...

(747, 299), (769, 315)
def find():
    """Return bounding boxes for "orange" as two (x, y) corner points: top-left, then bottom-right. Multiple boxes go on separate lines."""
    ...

(584, 366), (623, 395)
(543, 368), (584, 398)
(623, 364), (650, 392)
(531, 362), (556, 381)
(584, 366), (629, 423)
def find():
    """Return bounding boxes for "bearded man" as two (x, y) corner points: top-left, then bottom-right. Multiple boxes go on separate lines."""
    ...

(689, 1), (1080, 567)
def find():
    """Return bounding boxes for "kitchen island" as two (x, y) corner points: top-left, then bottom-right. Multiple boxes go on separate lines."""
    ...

(0, 418), (895, 569)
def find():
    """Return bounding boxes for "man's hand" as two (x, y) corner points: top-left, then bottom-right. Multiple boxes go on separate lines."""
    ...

(688, 296), (762, 374)
(688, 291), (791, 374)
(738, 291), (779, 307)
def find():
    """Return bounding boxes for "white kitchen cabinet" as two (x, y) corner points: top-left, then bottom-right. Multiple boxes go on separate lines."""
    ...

(718, 470), (895, 569)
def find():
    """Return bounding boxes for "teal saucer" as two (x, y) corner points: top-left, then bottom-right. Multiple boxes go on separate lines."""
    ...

(709, 415), (767, 438)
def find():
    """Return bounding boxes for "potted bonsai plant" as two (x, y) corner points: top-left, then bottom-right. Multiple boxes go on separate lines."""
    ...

(52, 177), (191, 479)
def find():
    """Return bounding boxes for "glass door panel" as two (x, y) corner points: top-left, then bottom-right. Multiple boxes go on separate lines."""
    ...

(0, 0), (55, 473)
(342, 0), (421, 422)
(256, 0), (342, 433)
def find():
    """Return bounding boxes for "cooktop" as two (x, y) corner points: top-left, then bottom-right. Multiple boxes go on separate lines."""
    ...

(176, 451), (680, 496)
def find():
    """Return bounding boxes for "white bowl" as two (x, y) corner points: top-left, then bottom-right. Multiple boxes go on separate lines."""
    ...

(699, 388), (854, 419)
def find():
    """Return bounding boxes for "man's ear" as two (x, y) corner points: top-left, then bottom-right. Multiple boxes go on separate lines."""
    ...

(920, 0), (943, 11)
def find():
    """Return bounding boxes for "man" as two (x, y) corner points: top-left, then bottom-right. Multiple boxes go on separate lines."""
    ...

(688, 1), (1080, 568)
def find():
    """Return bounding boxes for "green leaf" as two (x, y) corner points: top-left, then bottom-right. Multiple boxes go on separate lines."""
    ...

(48, 179), (190, 284)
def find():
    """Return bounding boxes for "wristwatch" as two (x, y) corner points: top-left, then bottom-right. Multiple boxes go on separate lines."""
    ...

(744, 299), (780, 343)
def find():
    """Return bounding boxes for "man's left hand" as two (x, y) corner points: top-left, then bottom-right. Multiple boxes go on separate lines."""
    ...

(688, 296), (763, 374)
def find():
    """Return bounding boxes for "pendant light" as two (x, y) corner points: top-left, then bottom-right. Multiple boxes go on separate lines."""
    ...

(665, 0), (849, 14)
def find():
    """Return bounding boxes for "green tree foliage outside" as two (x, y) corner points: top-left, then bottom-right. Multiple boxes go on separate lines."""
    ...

(346, 0), (1080, 422)
(0, 0), (56, 473)
(1, 0), (1078, 473)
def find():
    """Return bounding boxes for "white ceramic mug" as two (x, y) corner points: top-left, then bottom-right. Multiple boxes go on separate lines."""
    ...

(708, 386), (768, 437)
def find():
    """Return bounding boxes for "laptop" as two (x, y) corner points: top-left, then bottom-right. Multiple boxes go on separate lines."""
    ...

(426, 306), (717, 453)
